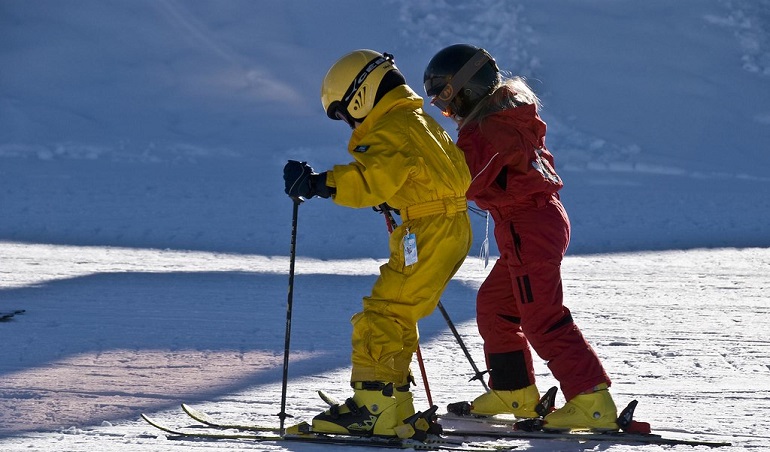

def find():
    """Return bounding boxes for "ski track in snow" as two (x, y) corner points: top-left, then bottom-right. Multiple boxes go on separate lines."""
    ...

(1, 242), (768, 451)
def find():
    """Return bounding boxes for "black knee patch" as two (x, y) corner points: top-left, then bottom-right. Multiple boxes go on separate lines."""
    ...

(545, 312), (574, 334)
(488, 351), (532, 390)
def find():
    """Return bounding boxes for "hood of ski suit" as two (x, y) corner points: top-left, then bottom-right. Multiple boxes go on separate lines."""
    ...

(457, 103), (563, 213)
(326, 84), (470, 212)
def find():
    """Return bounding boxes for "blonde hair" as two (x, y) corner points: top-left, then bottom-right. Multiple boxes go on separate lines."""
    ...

(459, 75), (541, 129)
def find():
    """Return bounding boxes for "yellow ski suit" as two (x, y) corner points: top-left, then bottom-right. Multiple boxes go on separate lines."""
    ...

(325, 85), (472, 386)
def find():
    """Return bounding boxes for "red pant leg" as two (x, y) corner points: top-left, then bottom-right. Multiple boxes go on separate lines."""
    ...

(513, 260), (609, 400)
(476, 259), (536, 389)
(490, 198), (610, 400)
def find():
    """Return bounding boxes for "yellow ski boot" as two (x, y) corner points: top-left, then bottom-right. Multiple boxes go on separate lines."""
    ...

(544, 384), (619, 431)
(391, 384), (443, 440)
(469, 384), (541, 417)
(312, 382), (398, 437)
(394, 384), (416, 422)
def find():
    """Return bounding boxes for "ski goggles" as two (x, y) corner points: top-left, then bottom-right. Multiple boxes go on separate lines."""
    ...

(429, 48), (494, 116)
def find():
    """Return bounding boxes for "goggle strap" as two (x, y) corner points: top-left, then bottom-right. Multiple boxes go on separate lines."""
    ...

(433, 49), (492, 112)
(338, 52), (394, 114)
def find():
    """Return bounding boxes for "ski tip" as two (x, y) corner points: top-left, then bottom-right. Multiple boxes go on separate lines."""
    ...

(180, 403), (211, 421)
(317, 389), (339, 407)
(140, 413), (165, 431)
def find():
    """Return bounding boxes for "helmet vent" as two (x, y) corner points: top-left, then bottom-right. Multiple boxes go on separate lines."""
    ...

(351, 86), (367, 113)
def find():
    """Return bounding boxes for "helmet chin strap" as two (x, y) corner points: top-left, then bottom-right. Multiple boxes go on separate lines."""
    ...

(432, 49), (494, 113)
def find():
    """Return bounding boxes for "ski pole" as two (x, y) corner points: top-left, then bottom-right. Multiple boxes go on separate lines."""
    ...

(279, 197), (301, 435)
(436, 302), (489, 391)
(378, 205), (434, 407)
(414, 338), (434, 407)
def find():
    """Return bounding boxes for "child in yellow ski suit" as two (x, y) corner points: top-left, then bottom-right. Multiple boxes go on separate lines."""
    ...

(283, 50), (471, 438)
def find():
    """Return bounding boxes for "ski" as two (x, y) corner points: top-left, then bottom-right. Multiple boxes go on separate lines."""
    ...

(443, 426), (732, 448)
(182, 399), (449, 442)
(439, 413), (519, 429)
(175, 396), (730, 448)
(142, 412), (514, 451)
(440, 388), (731, 448)
(180, 403), (278, 432)
(142, 413), (279, 440)
(0, 309), (25, 321)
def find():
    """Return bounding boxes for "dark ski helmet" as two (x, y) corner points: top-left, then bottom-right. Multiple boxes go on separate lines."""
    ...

(423, 44), (500, 118)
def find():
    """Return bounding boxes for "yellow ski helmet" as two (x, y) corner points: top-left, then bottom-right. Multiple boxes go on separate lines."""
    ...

(321, 50), (403, 128)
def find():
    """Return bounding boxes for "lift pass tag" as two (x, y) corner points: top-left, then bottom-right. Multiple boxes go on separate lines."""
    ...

(403, 230), (418, 266)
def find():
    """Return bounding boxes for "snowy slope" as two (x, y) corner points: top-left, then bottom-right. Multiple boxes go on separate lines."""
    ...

(1, 0), (769, 451)
(2, 245), (768, 451)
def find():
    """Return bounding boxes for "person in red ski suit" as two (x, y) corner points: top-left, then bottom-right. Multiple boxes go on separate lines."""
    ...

(424, 44), (619, 431)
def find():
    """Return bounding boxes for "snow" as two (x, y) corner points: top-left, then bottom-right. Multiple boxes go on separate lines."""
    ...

(1, 0), (768, 451)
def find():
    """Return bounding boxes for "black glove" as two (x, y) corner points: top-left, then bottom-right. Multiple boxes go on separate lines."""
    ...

(283, 160), (335, 199)
(284, 160), (313, 198)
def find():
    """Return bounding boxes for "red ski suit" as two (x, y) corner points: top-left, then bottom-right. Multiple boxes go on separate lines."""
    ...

(457, 103), (610, 401)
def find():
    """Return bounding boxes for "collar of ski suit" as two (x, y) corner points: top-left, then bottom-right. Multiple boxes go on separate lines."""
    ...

(349, 84), (423, 145)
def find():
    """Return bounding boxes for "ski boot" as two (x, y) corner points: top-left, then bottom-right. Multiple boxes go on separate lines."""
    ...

(395, 405), (443, 440)
(543, 383), (619, 432)
(394, 382), (416, 421)
(449, 384), (541, 418)
(391, 383), (443, 440)
(311, 382), (398, 437)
